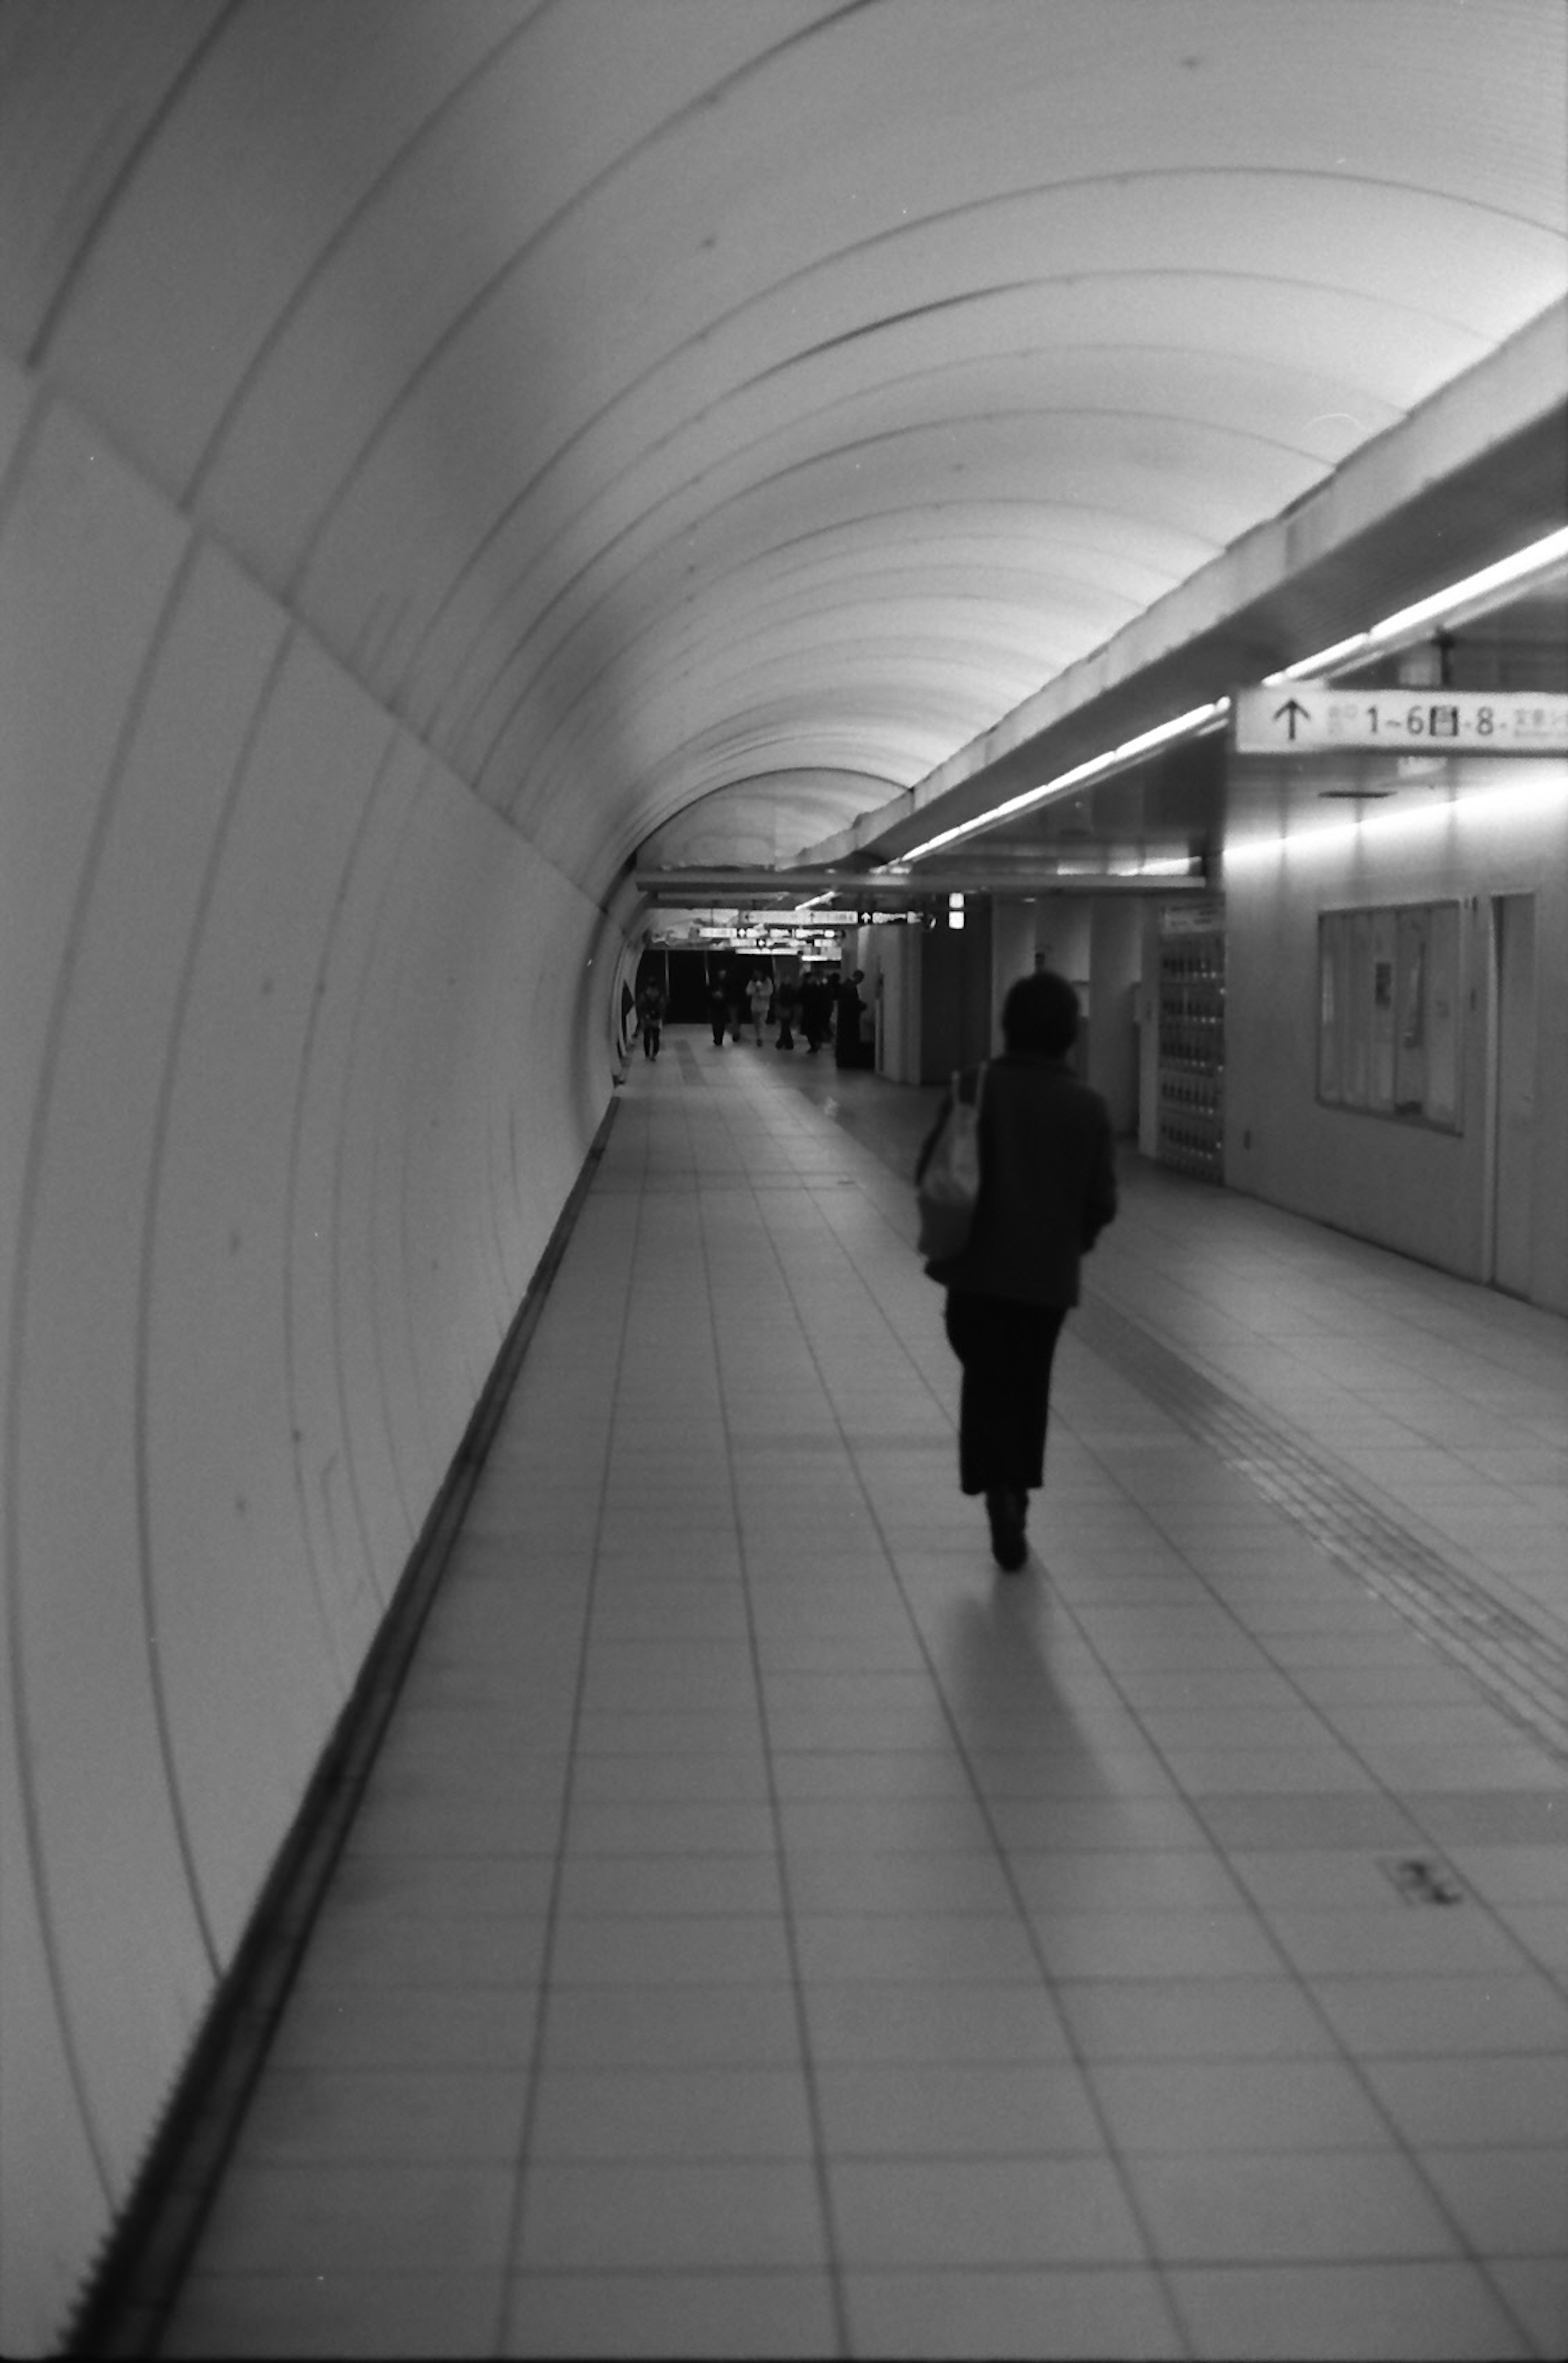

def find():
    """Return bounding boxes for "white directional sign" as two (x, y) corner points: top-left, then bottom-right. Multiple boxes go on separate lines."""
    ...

(1234, 686), (1568, 756)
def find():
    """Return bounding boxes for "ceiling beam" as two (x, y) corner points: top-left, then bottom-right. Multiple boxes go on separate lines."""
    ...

(634, 865), (1208, 902)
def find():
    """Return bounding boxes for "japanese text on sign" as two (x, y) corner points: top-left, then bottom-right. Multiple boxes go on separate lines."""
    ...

(1233, 687), (1568, 755)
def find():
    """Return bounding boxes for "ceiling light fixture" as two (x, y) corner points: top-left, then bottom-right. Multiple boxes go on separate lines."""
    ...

(896, 700), (1230, 866)
(1264, 526), (1568, 684)
(893, 528), (1565, 872)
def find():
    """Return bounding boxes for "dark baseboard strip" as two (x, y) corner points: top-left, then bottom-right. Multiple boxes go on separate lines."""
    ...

(66, 1097), (621, 2359)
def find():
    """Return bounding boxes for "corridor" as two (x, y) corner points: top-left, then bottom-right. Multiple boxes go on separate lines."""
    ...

(145, 1035), (1565, 2361)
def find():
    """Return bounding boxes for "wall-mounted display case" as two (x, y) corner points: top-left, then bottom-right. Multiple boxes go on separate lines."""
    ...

(1157, 911), (1225, 1180)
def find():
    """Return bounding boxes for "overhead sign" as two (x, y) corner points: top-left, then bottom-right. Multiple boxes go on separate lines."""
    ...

(1234, 686), (1568, 756)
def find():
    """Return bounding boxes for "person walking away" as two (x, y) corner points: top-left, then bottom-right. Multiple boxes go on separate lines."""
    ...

(747, 969), (772, 1045)
(774, 975), (799, 1050)
(915, 971), (1116, 1572)
(833, 969), (865, 1068)
(636, 977), (666, 1060)
(707, 974), (730, 1046)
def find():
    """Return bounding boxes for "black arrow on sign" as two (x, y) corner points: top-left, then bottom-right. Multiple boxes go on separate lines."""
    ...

(1272, 697), (1312, 741)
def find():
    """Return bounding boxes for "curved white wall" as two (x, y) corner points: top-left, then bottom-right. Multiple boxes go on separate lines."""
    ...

(0, 356), (611, 2354)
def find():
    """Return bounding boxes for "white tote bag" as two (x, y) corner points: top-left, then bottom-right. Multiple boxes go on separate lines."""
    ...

(915, 1064), (986, 1261)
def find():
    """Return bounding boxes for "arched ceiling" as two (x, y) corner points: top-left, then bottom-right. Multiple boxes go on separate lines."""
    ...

(3, 0), (1564, 898)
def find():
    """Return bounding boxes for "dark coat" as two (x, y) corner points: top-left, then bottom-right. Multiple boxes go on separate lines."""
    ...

(916, 1052), (1117, 1306)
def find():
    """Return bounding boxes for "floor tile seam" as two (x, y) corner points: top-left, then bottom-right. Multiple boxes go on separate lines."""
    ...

(489, 1151), (656, 2345)
(1135, 1370), (1540, 1595)
(102, 1142), (652, 2354)
(726, 1139), (960, 1445)
(504, 2257), (1150, 2276)
(1021, 1566), (1559, 2323)
(747, 1221), (1209, 2341)
(1074, 1295), (1568, 1763)
(111, 1138), (646, 2354)
(499, 2127), (1473, 2165)
(1226, 1482), (1568, 1756)
(708, 1127), (1190, 2296)
(695, 1178), (856, 2359)
(1230, 1470), (1560, 1654)
(1209, 1426), (1552, 1613)
(643, 1070), (1557, 2290)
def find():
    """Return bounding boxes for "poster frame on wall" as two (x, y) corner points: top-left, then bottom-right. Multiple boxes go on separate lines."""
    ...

(1317, 900), (1463, 1133)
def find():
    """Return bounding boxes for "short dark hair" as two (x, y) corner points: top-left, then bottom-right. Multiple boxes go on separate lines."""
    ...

(1002, 970), (1080, 1055)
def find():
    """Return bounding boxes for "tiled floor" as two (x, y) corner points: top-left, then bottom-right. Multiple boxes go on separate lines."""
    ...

(153, 1031), (1566, 2359)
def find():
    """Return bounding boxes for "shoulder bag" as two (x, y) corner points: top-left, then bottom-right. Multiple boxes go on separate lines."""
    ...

(915, 1064), (986, 1261)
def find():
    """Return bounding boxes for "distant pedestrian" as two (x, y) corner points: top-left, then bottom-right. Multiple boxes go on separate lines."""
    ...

(800, 973), (833, 1054)
(774, 977), (799, 1050)
(747, 971), (772, 1045)
(915, 971), (1116, 1572)
(708, 975), (730, 1045)
(636, 978), (666, 1060)
(834, 970), (865, 1069)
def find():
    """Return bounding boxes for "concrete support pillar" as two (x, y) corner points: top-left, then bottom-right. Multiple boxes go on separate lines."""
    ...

(1035, 899), (1091, 1003)
(1088, 899), (1144, 1135)
(917, 904), (993, 1080)
(990, 900), (1038, 1022)
(876, 925), (922, 1081)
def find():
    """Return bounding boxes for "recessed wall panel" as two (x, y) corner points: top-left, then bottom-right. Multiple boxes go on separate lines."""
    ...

(11, 542), (290, 2182)
(144, 637), (404, 1956)
(285, 731), (410, 1659)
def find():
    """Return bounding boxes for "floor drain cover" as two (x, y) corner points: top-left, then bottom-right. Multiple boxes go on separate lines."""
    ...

(1379, 1854), (1466, 1906)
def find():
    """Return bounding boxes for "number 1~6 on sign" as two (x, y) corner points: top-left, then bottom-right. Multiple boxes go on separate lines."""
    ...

(1232, 686), (1568, 755)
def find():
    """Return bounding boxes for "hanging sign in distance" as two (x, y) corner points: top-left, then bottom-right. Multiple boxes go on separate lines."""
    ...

(1232, 686), (1568, 755)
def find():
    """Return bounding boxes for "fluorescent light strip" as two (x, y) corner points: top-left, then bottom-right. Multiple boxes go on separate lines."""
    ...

(1223, 773), (1568, 867)
(898, 699), (1229, 864)
(900, 529), (1566, 865)
(1264, 632), (1374, 684)
(1368, 526), (1568, 642)
(1265, 527), (1568, 684)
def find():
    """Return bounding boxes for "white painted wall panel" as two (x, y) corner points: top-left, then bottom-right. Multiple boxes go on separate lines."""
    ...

(0, 346), (30, 477)
(285, 734), (419, 1662)
(0, 407), (188, 1253)
(143, 636), (380, 1954)
(11, 541), (290, 2199)
(0, 2), (226, 356)
(0, 400), (191, 2352)
(324, 746), (445, 1584)
(39, 0), (534, 502)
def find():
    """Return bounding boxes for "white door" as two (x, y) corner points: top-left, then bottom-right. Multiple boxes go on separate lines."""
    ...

(1491, 894), (1537, 1297)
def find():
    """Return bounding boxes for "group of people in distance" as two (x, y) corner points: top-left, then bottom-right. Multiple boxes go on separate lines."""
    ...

(633, 964), (871, 1062)
(690, 964), (871, 1064)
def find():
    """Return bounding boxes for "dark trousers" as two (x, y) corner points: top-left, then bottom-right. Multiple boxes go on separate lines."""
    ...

(944, 1294), (1067, 1495)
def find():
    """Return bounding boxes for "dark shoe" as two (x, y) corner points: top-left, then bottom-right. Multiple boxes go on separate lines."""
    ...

(985, 1489), (1027, 1572)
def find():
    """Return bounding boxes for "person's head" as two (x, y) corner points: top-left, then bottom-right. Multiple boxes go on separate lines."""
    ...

(1002, 970), (1080, 1056)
